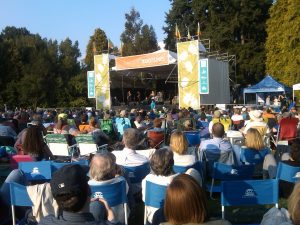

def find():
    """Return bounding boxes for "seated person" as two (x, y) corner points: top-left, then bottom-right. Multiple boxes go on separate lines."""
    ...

(279, 139), (300, 198)
(112, 128), (149, 167)
(242, 110), (270, 136)
(169, 131), (196, 166)
(233, 128), (276, 178)
(199, 123), (233, 153)
(39, 164), (116, 225)
(150, 118), (164, 132)
(209, 110), (232, 134)
(278, 112), (299, 141)
(152, 174), (231, 225)
(231, 108), (244, 130)
(89, 152), (128, 223)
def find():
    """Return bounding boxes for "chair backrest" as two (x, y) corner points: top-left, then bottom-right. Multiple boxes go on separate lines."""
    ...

(123, 163), (150, 184)
(10, 155), (33, 169)
(115, 117), (131, 136)
(89, 179), (127, 207)
(51, 160), (89, 173)
(221, 179), (278, 208)
(276, 162), (300, 183)
(10, 182), (33, 207)
(212, 162), (254, 180)
(19, 161), (52, 181)
(75, 134), (98, 156)
(45, 134), (68, 144)
(45, 134), (70, 156)
(184, 131), (201, 147)
(240, 147), (270, 165)
(147, 130), (164, 148)
(144, 181), (167, 208)
(173, 161), (202, 174)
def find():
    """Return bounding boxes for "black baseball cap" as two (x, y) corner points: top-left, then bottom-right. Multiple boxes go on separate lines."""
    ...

(50, 164), (88, 197)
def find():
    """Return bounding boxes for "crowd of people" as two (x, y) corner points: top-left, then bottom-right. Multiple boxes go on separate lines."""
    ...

(0, 103), (300, 225)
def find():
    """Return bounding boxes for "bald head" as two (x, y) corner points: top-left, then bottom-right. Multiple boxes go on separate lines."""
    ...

(90, 153), (116, 181)
(212, 122), (225, 138)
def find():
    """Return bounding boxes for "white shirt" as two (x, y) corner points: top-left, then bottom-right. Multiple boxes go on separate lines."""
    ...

(112, 147), (149, 167)
(142, 173), (178, 223)
(173, 152), (196, 166)
(243, 121), (270, 135)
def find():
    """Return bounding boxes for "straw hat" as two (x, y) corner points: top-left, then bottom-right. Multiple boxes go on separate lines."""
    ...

(249, 110), (263, 122)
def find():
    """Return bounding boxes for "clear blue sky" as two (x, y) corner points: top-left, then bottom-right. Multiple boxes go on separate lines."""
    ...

(0, 0), (171, 57)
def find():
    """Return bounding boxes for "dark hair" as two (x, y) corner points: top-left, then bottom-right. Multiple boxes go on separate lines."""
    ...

(153, 118), (162, 128)
(81, 113), (88, 123)
(150, 148), (174, 176)
(164, 174), (208, 225)
(23, 126), (45, 156)
(54, 185), (89, 213)
(212, 122), (225, 138)
(290, 139), (300, 162)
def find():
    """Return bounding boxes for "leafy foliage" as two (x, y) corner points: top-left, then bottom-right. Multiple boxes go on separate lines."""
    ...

(265, 0), (300, 86)
(120, 7), (158, 56)
(164, 0), (272, 85)
(0, 26), (89, 108)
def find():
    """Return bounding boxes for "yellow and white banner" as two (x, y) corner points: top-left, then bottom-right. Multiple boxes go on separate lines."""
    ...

(94, 54), (111, 110)
(177, 40), (200, 109)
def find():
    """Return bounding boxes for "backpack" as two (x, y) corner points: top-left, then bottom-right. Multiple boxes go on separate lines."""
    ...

(100, 119), (114, 136)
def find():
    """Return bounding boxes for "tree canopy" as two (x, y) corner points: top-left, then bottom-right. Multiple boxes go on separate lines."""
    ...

(164, 0), (273, 85)
(265, 0), (300, 86)
(120, 7), (158, 56)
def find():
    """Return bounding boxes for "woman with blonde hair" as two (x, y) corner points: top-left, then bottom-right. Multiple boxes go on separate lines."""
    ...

(169, 131), (196, 166)
(234, 128), (276, 178)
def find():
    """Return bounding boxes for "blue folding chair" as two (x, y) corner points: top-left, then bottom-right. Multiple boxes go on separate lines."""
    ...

(221, 179), (279, 225)
(207, 162), (255, 199)
(51, 160), (89, 173)
(173, 161), (202, 174)
(144, 181), (167, 225)
(123, 163), (150, 184)
(10, 182), (33, 225)
(184, 131), (201, 147)
(18, 161), (52, 181)
(240, 147), (270, 165)
(90, 179), (128, 225)
(276, 162), (300, 183)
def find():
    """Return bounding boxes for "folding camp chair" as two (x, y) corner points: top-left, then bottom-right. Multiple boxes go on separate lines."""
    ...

(144, 181), (167, 225)
(90, 179), (128, 225)
(18, 161), (52, 182)
(147, 130), (164, 149)
(276, 162), (300, 183)
(183, 131), (201, 147)
(44, 134), (76, 157)
(9, 182), (33, 225)
(51, 160), (89, 173)
(207, 162), (254, 199)
(173, 161), (202, 174)
(123, 163), (150, 184)
(221, 179), (278, 225)
(75, 134), (99, 156)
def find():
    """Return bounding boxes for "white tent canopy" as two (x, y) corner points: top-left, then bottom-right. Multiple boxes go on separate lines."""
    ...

(293, 83), (300, 100)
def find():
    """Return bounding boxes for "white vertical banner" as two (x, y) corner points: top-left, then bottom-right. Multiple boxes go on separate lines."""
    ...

(87, 71), (95, 98)
(199, 59), (209, 94)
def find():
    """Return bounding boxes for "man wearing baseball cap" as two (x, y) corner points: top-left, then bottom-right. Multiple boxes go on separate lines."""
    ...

(38, 164), (115, 225)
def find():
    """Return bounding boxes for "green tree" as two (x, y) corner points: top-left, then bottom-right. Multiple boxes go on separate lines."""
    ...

(164, 0), (272, 85)
(265, 0), (300, 86)
(121, 7), (158, 56)
(85, 28), (108, 70)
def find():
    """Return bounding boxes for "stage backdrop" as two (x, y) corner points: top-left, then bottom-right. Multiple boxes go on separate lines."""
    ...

(177, 40), (200, 109)
(94, 54), (111, 109)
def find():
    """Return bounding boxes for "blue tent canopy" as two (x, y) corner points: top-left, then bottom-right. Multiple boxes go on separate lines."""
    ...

(243, 75), (292, 104)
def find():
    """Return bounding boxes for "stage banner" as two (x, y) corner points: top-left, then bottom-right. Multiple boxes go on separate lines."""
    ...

(94, 54), (111, 110)
(177, 40), (200, 109)
(87, 71), (95, 98)
(199, 58), (209, 94)
(115, 51), (169, 70)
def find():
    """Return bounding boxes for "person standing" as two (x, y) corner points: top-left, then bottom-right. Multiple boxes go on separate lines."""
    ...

(127, 91), (132, 105)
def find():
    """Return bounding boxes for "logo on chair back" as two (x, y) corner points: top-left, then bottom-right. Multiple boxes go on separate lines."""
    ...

(230, 169), (238, 175)
(94, 192), (103, 199)
(31, 167), (40, 174)
(242, 189), (256, 198)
